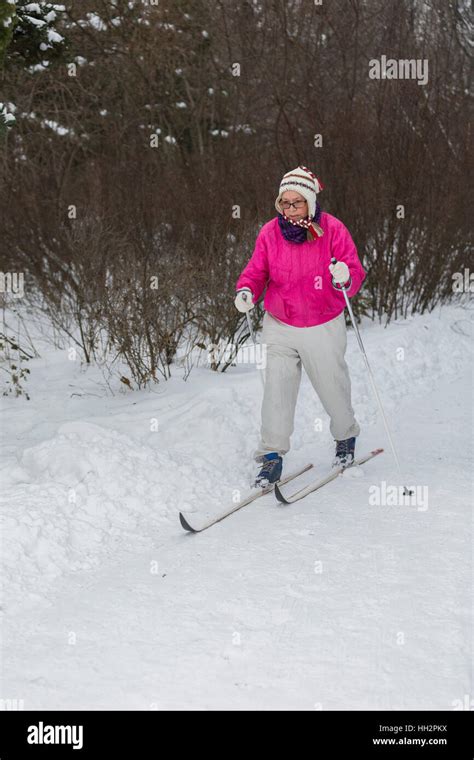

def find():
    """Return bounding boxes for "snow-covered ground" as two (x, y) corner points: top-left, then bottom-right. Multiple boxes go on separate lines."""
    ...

(1, 303), (472, 710)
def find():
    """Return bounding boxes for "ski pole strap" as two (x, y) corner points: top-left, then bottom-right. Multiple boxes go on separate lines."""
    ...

(332, 276), (352, 291)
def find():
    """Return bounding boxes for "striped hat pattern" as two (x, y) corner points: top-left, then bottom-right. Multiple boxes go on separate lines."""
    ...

(274, 165), (324, 220)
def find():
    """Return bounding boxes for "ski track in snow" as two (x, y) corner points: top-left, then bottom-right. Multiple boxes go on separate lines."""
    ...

(1, 303), (472, 709)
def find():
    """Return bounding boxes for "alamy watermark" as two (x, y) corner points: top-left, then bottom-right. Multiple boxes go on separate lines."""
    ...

(369, 481), (428, 512)
(207, 340), (267, 369)
(451, 694), (474, 710)
(0, 271), (24, 298)
(27, 721), (83, 750)
(369, 55), (429, 86)
(452, 268), (474, 293)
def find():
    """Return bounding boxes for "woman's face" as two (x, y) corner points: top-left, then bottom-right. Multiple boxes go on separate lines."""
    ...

(280, 191), (308, 221)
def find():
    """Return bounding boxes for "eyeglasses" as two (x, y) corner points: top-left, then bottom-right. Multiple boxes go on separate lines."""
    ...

(281, 200), (307, 210)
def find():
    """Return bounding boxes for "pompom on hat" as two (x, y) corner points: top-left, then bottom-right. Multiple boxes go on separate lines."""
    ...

(274, 165), (324, 219)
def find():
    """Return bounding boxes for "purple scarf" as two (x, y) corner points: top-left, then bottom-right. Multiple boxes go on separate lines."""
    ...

(277, 200), (322, 244)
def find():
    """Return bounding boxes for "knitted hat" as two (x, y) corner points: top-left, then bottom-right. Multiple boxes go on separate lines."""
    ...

(274, 165), (324, 219)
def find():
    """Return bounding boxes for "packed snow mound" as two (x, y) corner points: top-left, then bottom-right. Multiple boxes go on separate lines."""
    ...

(3, 422), (184, 612)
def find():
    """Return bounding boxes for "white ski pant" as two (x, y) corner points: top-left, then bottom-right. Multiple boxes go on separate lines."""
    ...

(254, 310), (360, 462)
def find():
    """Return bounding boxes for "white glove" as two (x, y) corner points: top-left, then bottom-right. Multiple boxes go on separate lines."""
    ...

(234, 288), (255, 313)
(329, 260), (350, 285)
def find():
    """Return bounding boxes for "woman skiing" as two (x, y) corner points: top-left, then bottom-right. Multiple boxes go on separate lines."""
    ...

(234, 165), (367, 488)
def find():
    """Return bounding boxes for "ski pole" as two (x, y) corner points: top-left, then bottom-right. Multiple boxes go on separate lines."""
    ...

(241, 291), (266, 389)
(331, 257), (412, 495)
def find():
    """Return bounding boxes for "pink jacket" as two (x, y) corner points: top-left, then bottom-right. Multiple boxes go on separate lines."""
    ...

(235, 212), (366, 327)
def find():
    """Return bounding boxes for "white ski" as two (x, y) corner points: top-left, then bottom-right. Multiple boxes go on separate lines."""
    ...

(274, 448), (384, 504)
(179, 462), (314, 533)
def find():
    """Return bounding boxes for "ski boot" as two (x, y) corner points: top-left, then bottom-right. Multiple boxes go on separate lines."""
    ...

(254, 452), (283, 488)
(333, 436), (356, 468)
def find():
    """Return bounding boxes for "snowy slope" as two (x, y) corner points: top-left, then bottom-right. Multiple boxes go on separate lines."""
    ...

(1, 303), (472, 709)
